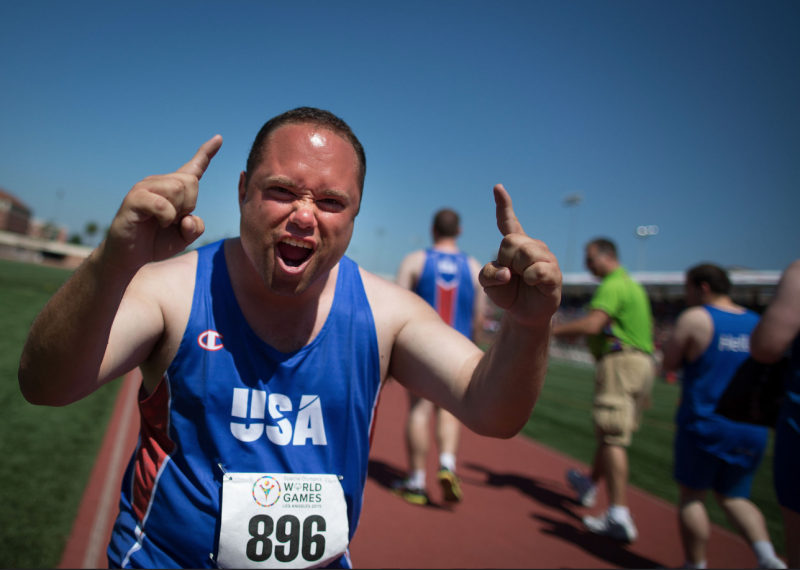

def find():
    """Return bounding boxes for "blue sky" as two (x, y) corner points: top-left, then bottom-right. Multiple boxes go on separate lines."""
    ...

(1, 1), (798, 275)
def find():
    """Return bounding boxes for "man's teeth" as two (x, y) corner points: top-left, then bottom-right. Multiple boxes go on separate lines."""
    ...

(281, 237), (312, 249)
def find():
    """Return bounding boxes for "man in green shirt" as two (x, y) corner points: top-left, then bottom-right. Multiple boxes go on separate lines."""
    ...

(553, 238), (655, 543)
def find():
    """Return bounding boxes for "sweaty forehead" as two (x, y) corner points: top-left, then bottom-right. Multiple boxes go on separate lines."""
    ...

(261, 124), (359, 172)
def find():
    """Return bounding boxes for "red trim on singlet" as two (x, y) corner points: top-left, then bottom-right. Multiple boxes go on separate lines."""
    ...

(132, 378), (176, 523)
(435, 282), (457, 327)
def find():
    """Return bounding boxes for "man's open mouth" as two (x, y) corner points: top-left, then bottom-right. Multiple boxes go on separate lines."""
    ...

(276, 237), (313, 268)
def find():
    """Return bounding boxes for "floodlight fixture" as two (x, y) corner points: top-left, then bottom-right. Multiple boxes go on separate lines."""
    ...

(636, 224), (659, 271)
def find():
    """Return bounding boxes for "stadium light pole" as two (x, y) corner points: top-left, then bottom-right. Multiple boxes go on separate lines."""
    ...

(636, 225), (659, 271)
(563, 193), (583, 273)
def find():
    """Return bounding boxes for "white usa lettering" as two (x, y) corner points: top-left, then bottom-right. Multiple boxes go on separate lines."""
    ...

(718, 333), (750, 353)
(437, 257), (458, 275)
(230, 389), (328, 446)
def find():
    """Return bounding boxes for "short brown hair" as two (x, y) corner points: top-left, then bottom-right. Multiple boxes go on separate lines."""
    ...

(587, 238), (618, 260)
(687, 264), (731, 295)
(433, 209), (460, 237)
(245, 107), (366, 193)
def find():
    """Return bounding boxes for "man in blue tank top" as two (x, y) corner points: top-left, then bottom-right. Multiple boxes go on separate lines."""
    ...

(391, 209), (485, 505)
(19, 107), (563, 569)
(751, 259), (800, 569)
(663, 264), (785, 569)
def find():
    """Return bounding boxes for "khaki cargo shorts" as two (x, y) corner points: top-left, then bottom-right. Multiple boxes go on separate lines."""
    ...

(592, 349), (655, 447)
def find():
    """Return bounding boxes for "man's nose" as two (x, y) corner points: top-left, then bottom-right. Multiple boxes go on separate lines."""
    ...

(288, 201), (317, 230)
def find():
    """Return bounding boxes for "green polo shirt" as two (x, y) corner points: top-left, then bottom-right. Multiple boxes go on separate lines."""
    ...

(587, 267), (654, 358)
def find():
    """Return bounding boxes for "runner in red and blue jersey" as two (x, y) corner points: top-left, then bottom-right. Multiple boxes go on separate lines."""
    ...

(392, 209), (485, 505)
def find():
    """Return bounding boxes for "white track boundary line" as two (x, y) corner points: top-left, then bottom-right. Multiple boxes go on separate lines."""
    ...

(81, 370), (140, 568)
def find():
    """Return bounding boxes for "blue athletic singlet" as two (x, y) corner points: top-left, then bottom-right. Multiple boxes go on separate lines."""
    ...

(676, 305), (767, 468)
(108, 240), (381, 568)
(414, 249), (475, 338)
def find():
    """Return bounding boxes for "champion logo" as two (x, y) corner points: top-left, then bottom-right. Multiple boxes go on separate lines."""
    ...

(198, 330), (224, 351)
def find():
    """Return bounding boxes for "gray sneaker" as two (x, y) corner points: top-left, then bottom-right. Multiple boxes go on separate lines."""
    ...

(583, 512), (638, 543)
(758, 557), (787, 569)
(566, 469), (597, 507)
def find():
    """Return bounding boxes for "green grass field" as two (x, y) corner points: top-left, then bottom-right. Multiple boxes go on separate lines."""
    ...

(0, 257), (785, 565)
(0, 258), (121, 568)
(523, 359), (785, 556)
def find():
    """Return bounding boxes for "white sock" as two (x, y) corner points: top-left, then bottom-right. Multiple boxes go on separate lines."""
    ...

(752, 541), (777, 566)
(408, 469), (426, 490)
(607, 504), (631, 523)
(683, 559), (707, 569)
(439, 452), (456, 472)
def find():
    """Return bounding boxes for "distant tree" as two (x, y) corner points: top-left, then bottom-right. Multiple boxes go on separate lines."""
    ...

(41, 222), (59, 241)
(84, 221), (99, 246)
(68, 234), (83, 245)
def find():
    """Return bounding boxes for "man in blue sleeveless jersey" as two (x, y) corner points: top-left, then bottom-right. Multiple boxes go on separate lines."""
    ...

(663, 264), (785, 570)
(19, 107), (562, 569)
(751, 259), (800, 569)
(392, 209), (485, 505)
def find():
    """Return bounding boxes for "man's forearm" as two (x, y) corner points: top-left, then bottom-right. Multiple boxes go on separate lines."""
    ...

(553, 317), (601, 337)
(462, 314), (550, 439)
(18, 244), (136, 406)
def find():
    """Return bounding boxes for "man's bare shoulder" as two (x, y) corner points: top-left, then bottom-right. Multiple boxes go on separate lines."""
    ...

(467, 255), (482, 277)
(361, 267), (428, 307)
(132, 249), (198, 291)
(395, 249), (427, 289)
(360, 266), (437, 325)
(125, 249), (199, 326)
(397, 249), (427, 274)
(675, 306), (712, 334)
(677, 305), (710, 322)
(400, 249), (427, 265)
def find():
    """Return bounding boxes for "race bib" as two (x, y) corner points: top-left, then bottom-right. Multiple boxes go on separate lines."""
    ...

(217, 473), (349, 569)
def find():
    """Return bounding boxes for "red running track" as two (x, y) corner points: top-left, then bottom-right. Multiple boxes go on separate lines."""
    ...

(62, 372), (763, 568)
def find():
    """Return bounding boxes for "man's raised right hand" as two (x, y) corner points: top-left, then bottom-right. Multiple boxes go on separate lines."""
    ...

(101, 135), (223, 274)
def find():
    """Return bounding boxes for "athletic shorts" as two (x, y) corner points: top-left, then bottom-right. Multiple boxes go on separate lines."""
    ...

(592, 350), (655, 447)
(773, 404), (800, 513)
(673, 429), (762, 498)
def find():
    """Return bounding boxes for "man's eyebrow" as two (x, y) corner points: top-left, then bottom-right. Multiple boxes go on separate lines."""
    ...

(318, 188), (349, 201)
(263, 175), (298, 188)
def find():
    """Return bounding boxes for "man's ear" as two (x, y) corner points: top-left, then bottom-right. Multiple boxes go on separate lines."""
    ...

(700, 281), (713, 300)
(238, 171), (247, 209)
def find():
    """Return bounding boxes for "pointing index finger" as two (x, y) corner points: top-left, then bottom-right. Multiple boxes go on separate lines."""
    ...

(494, 184), (526, 237)
(177, 135), (223, 180)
